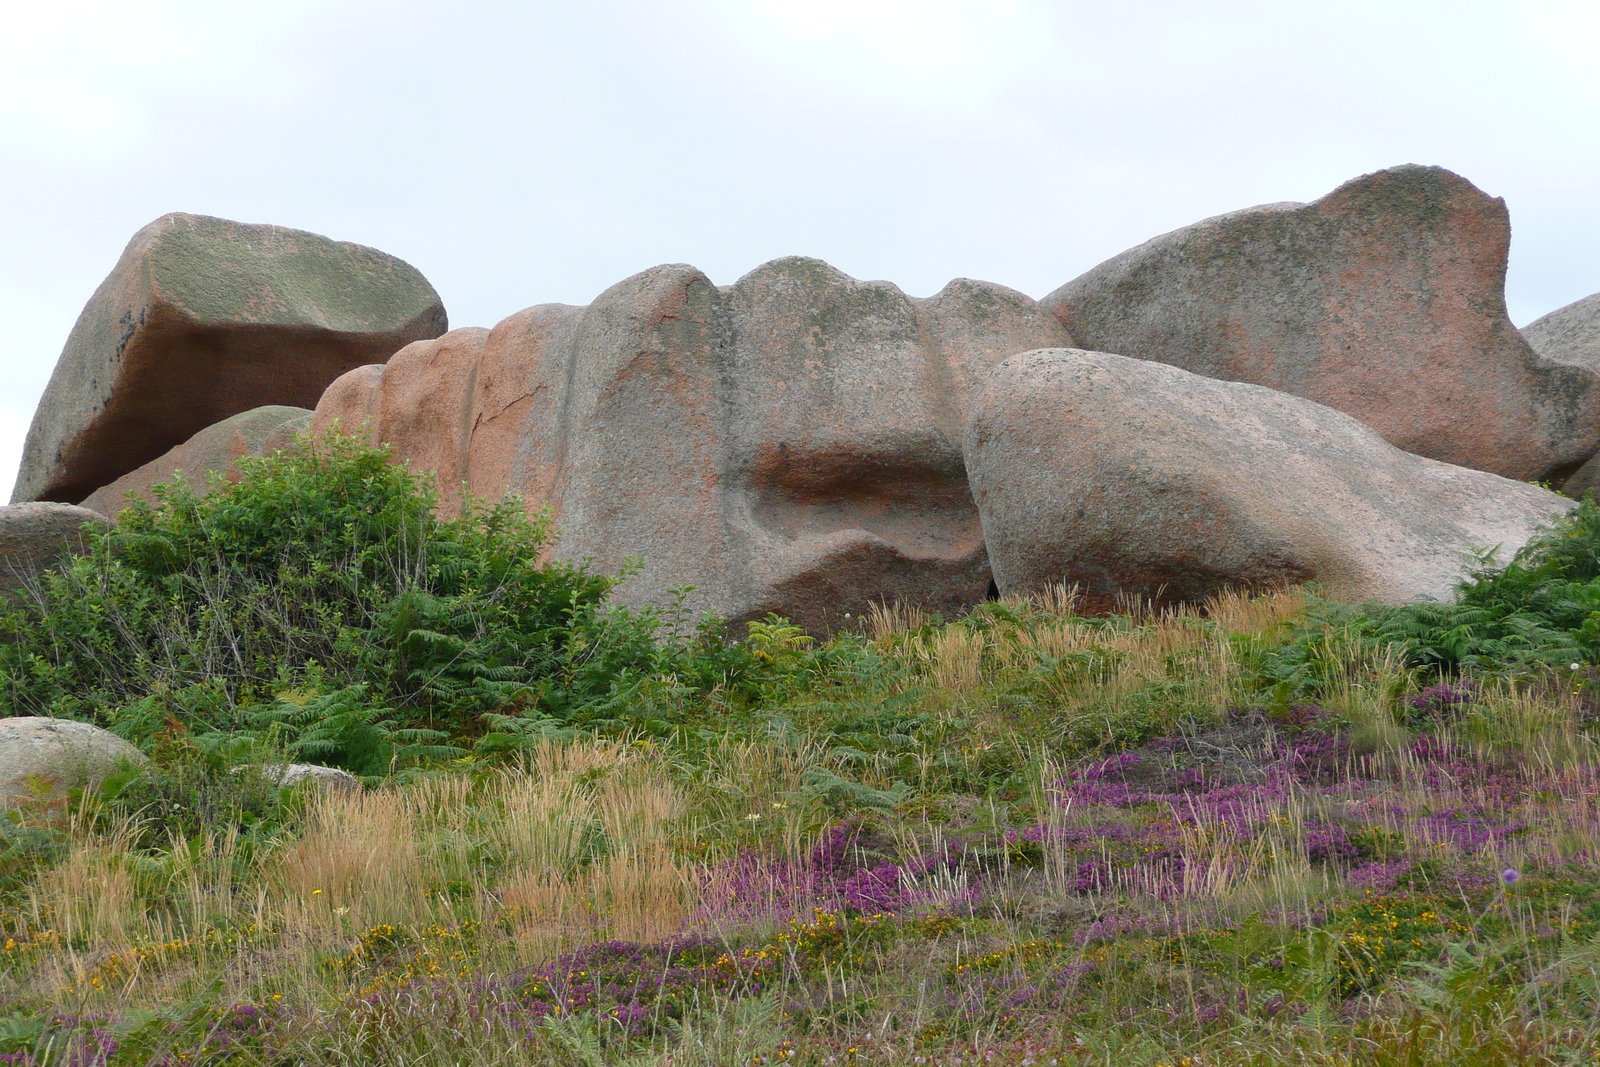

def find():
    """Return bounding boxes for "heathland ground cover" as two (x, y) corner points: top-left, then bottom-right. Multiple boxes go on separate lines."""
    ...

(6, 443), (1600, 1064)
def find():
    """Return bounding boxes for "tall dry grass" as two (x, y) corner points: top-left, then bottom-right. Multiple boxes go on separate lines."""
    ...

(865, 599), (927, 640)
(493, 737), (695, 953)
(3, 737), (710, 1010)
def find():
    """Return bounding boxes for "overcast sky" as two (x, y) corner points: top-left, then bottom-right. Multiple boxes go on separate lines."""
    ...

(2, 0), (1598, 501)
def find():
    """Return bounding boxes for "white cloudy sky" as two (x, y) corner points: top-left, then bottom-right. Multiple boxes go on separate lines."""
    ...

(2, 0), (1598, 501)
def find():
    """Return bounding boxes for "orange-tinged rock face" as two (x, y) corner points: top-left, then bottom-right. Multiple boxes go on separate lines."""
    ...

(311, 364), (385, 444)
(310, 257), (1073, 632)
(375, 327), (490, 519)
(463, 304), (585, 517)
(1043, 165), (1600, 483)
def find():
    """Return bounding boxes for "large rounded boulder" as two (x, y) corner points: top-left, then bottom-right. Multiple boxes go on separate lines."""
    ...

(14, 213), (446, 507)
(1524, 292), (1600, 371)
(1042, 166), (1599, 483)
(0, 717), (147, 807)
(1525, 293), (1600, 498)
(963, 349), (1575, 611)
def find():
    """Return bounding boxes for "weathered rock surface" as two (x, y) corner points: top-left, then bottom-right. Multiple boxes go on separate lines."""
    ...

(1525, 292), (1600, 372)
(0, 502), (109, 599)
(271, 763), (359, 789)
(313, 257), (1074, 631)
(15, 213), (447, 506)
(237, 763), (360, 790)
(313, 328), (490, 517)
(0, 717), (146, 807)
(1525, 290), (1600, 496)
(964, 349), (1575, 610)
(81, 405), (312, 519)
(1042, 165), (1599, 482)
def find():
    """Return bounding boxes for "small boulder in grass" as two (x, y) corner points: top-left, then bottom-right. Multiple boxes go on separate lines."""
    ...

(0, 717), (148, 808)
(234, 763), (360, 791)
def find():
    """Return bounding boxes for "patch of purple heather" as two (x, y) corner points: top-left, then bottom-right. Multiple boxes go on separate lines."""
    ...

(693, 819), (980, 929)
(1348, 860), (1414, 894)
(1025, 720), (1555, 900)
(1304, 820), (1360, 864)
(1409, 682), (1481, 722)
(1417, 810), (1527, 851)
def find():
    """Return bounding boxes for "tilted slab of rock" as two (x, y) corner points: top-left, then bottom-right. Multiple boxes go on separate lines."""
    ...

(0, 717), (146, 808)
(1042, 165), (1598, 482)
(81, 405), (311, 519)
(0, 502), (109, 599)
(14, 213), (447, 506)
(1525, 292), (1600, 371)
(964, 349), (1575, 610)
(313, 257), (1074, 631)
(1525, 293), (1600, 499)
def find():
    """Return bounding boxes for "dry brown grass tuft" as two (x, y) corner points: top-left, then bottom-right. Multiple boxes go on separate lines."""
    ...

(25, 817), (142, 948)
(1202, 585), (1306, 635)
(866, 599), (928, 639)
(922, 627), (985, 692)
(273, 787), (427, 928)
(490, 740), (694, 953)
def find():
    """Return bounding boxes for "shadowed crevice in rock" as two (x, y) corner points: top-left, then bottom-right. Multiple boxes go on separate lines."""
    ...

(743, 445), (981, 561)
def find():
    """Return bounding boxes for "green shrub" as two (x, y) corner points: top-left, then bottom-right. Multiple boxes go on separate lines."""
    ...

(0, 436), (751, 759)
(1269, 497), (1600, 685)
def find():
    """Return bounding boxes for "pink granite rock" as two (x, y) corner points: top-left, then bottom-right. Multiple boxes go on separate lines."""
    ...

(965, 348), (1575, 611)
(1042, 166), (1599, 482)
(15, 213), (445, 506)
(312, 258), (1074, 631)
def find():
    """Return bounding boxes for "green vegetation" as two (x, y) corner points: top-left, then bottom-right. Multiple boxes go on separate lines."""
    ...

(1272, 495), (1600, 678)
(6, 440), (1600, 1065)
(0, 438), (749, 776)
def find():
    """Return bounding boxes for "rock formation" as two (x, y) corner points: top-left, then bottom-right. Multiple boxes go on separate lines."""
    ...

(0, 717), (147, 807)
(82, 405), (311, 519)
(18, 169), (1597, 629)
(1525, 292), (1600, 499)
(1042, 166), (1598, 483)
(14, 213), (446, 506)
(1524, 292), (1600, 371)
(313, 257), (1074, 630)
(964, 349), (1574, 610)
(0, 502), (110, 599)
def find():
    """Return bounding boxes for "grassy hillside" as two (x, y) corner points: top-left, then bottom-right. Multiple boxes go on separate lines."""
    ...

(5, 442), (1600, 1065)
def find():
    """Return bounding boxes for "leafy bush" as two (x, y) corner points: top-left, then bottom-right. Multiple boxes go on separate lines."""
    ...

(0, 436), (753, 762)
(1269, 497), (1600, 685)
